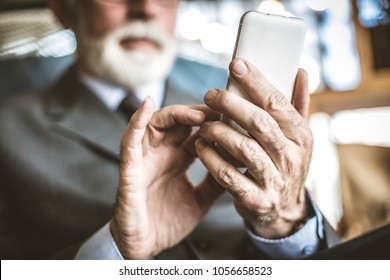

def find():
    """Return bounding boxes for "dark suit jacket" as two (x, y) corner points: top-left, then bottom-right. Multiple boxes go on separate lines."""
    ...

(0, 57), (338, 259)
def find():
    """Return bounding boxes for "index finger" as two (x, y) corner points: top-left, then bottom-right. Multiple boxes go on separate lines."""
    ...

(229, 58), (307, 140)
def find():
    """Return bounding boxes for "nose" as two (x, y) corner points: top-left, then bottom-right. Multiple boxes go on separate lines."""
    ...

(126, 0), (156, 21)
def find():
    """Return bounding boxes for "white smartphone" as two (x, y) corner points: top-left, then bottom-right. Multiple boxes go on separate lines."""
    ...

(220, 11), (307, 164)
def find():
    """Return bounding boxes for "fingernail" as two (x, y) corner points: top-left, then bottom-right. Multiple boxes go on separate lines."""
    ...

(204, 89), (218, 103)
(142, 95), (154, 108)
(232, 59), (248, 76)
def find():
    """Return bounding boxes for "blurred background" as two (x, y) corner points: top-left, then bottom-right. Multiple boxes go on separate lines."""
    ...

(0, 0), (389, 241)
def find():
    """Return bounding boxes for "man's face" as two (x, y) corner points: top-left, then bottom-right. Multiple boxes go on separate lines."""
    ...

(68, 0), (180, 88)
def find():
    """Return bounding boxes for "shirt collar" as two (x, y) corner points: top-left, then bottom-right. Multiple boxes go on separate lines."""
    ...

(80, 74), (165, 111)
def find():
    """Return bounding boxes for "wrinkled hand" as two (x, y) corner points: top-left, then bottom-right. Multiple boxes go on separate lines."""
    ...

(196, 58), (312, 239)
(110, 97), (222, 259)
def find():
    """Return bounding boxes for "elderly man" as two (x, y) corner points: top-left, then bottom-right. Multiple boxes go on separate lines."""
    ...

(0, 0), (338, 260)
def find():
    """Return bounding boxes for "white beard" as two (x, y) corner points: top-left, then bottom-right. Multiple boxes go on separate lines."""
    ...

(76, 21), (176, 89)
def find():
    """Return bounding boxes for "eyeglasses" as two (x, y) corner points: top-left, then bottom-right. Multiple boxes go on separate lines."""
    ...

(95, 0), (180, 8)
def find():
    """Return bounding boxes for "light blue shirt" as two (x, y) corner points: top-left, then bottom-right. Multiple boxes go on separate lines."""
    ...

(247, 193), (324, 259)
(75, 77), (324, 260)
(81, 74), (165, 111)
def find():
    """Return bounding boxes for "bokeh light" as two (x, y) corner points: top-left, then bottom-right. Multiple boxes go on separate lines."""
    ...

(178, 9), (208, 41)
(300, 54), (321, 93)
(304, 0), (329, 12)
(200, 22), (230, 54)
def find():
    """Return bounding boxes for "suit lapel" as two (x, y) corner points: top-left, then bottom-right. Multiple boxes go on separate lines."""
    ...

(45, 67), (126, 160)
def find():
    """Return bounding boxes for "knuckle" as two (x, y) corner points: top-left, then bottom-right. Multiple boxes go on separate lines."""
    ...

(218, 165), (237, 186)
(218, 166), (248, 201)
(248, 160), (265, 181)
(239, 137), (259, 158)
(238, 141), (266, 179)
(265, 89), (286, 112)
(249, 110), (266, 132)
(249, 111), (279, 137)
(283, 152), (298, 174)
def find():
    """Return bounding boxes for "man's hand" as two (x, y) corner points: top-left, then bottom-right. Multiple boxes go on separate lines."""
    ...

(196, 58), (312, 239)
(110, 97), (222, 259)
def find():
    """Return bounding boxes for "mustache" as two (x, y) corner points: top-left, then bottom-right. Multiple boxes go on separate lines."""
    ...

(107, 21), (172, 50)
